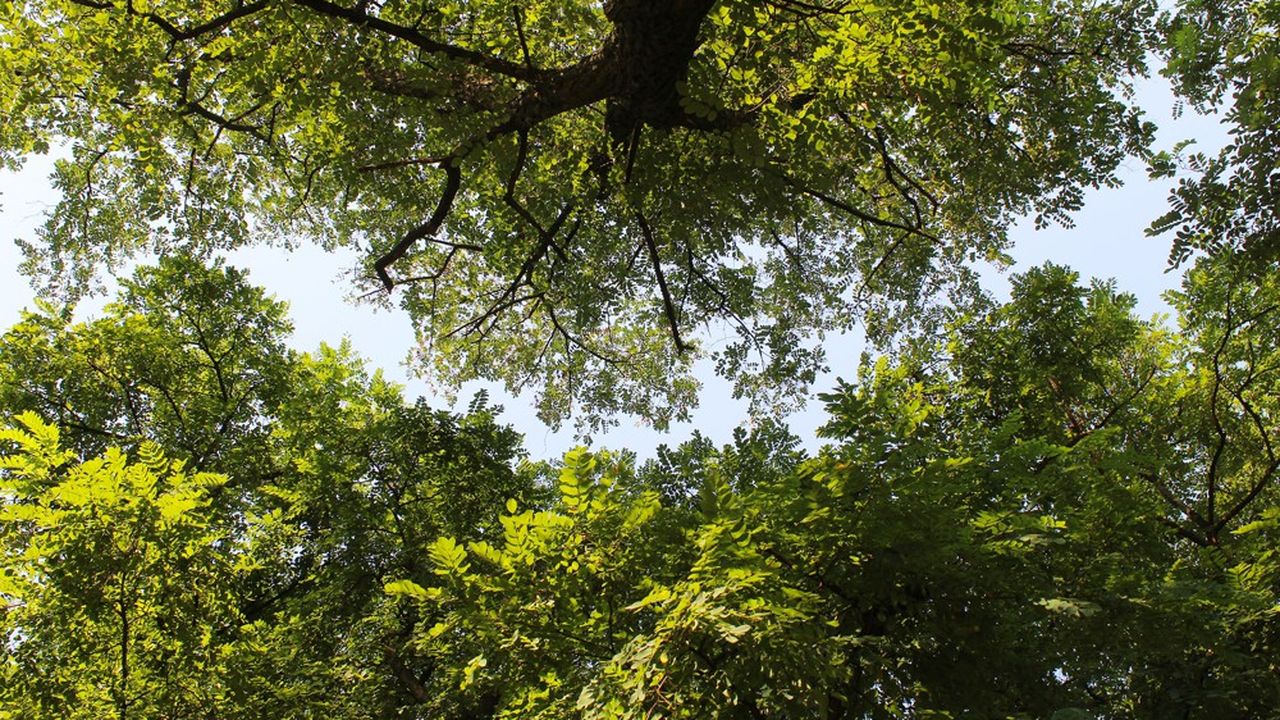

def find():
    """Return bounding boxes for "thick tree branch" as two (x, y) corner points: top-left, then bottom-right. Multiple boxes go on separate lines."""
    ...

(1141, 471), (1210, 531)
(503, 130), (557, 250)
(174, 65), (270, 141)
(1206, 308), (1233, 527)
(512, 7), (533, 68)
(1213, 457), (1280, 536)
(382, 644), (432, 703)
(765, 0), (855, 18)
(1156, 516), (1212, 547)
(68, 0), (271, 42)
(291, 0), (543, 82)
(145, 0), (271, 41)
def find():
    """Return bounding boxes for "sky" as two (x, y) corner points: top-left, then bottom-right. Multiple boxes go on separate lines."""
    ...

(0, 75), (1228, 462)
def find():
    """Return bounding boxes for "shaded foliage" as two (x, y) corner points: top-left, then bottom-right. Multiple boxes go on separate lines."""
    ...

(7, 258), (1277, 718)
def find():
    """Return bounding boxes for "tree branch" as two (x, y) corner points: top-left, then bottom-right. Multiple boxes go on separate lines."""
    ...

(772, 170), (940, 244)
(67, 0), (271, 43)
(1141, 471), (1210, 531)
(382, 644), (432, 703)
(291, 0), (543, 82)
(636, 211), (689, 353)
(512, 7), (533, 68)
(375, 162), (462, 290)
(546, 301), (623, 366)
(1213, 457), (1280, 536)
(445, 203), (572, 339)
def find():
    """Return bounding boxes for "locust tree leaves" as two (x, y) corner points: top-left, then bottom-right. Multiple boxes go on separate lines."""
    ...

(0, 257), (540, 719)
(3, 258), (1279, 717)
(0, 254), (292, 475)
(0, 0), (1159, 428)
(1151, 0), (1280, 266)
(383, 263), (1280, 718)
(0, 415), (239, 720)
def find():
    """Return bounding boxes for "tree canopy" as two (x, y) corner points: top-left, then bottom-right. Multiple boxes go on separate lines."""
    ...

(3, 257), (1279, 718)
(1, 258), (542, 718)
(1, 0), (1158, 427)
(402, 258), (1280, 718)
(2, 0), (1280, 716)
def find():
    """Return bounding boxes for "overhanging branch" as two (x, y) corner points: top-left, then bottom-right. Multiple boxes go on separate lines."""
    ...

(375, 162), (463, 290)
(636, 211), (689, 354)
(771, 170), (940, 245)
(291, 0), (543, 83)
(67, 0), (271, 43)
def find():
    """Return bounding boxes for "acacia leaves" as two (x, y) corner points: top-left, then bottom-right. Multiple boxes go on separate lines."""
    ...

(0, 0), (1162, 427)
(373, 262), (1280, 719)
(0, 254), (292, 474)
(0, 257), (541, 719)
(0, 415), (238, 720)
(1, 0), (1278, 712)
(1151, 0), (1280, 265)
(2, 256), (1279, 717)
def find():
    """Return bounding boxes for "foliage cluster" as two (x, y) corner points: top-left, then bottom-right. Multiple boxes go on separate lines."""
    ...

(2, 259), (539, 718)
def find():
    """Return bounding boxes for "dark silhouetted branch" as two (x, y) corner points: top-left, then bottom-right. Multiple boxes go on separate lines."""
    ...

(636, 212), (688, 353)
(375, 162), (462, 290)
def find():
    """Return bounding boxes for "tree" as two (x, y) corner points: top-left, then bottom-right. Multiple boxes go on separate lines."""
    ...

(0, 254), (293, 479)
(0, 0), (1157, 427)
(4, 256), (1278, 716)
(0, 415), (242, 720)
(0, 257), (542, 717)
(385, 263), (1280, 718)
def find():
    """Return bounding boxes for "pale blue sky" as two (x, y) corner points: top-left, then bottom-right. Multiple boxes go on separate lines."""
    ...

(0, 75), (1228, 460)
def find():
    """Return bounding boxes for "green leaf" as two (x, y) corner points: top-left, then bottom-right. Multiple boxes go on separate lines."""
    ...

(385, 579), (432, 600)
